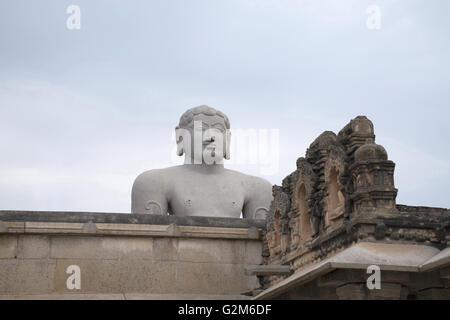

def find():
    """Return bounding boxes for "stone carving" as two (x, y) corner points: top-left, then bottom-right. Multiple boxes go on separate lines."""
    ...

(349, 140), (397, 211)
(264, 116), (400, 264)
(259, 116), (449, 299)
(266, 186), (291, 257)
(293, 158), (316, 247)
(131, 105), (272, 218)
(323, 144), (347, 226)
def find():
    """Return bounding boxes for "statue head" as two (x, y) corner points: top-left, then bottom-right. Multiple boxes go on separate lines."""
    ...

(175, 105), (231, 163)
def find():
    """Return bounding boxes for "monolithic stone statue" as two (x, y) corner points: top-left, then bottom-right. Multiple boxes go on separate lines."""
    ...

(131, 105), (272, 219)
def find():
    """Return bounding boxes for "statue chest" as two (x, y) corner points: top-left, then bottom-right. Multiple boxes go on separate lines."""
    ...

(168, 181), (245, 218)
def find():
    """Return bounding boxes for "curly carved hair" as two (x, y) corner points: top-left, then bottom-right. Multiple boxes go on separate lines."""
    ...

(177, 105), (230, 129)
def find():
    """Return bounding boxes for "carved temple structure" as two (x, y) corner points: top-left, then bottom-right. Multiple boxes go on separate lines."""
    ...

(257, 116), (450, 299)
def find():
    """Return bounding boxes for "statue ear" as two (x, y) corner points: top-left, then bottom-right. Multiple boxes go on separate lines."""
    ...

(175, 127), (184, 156)
(224, 129), (231, 160)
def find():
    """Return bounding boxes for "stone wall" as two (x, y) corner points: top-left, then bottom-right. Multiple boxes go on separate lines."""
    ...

(0, 211), (264, 299)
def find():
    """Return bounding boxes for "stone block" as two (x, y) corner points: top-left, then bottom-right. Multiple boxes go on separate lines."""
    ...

(245, 265), (290, 276)
(153, 238), (178, 261)
(17, 235), (49, 259)
(319, 270), (361, 287)
(245, 240), (263, 265)
(367, 283), (402, 300)
(50, 236), (153, 260)
(283, 281), (338, 300)
(54, 259), (177, 294)
(176, 262), (258, 294)
(416, 288), (450, 300)
(0, 235), (17, 259)
(55, 259), (120, 293)
(336, 283), (367, 300)
(318, 269), (410, 287)
(409, 271), (444, 292)
(178, 238), (245, 264)
(440, 267), (450, 280)
(119, 260), (177, 293)
(0, 259), (55, 295)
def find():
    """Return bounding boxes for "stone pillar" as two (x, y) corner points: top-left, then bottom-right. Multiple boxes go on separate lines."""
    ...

(336, 283), (367, 300)
(417, 288), (450, 300)
(367, 283), (405, 300)
(336, 282), (408, 300)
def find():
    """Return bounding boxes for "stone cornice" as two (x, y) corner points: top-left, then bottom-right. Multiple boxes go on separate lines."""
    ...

(0, 210), (265, 240)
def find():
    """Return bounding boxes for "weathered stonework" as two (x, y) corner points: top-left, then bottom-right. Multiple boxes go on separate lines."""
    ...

(0, 211), (265, 299)
(261, 116), (450, 299)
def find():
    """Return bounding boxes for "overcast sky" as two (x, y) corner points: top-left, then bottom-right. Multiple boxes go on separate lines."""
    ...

(1, 0), (449, 213)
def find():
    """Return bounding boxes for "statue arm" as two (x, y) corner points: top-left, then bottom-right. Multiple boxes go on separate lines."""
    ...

(131, 170), (168, 215)
(242, 177), (272, 219)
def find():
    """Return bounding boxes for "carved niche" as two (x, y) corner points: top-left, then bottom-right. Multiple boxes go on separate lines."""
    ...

(293, 158), (316, 247)
(266, 185), (291, 258)
(323, 146), (347, 228)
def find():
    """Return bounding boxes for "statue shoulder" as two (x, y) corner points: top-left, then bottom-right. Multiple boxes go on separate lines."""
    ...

(131, 168), (176, 214)
(132, 168), (168, 191)
(223, 169), (272, 194)
(245, 175), (272, 196)
(225, 169), (271, 199)
(134, 169), (164, 185)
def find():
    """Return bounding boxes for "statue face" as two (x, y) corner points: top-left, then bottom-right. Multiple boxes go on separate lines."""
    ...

(177, 113), (230, 164)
